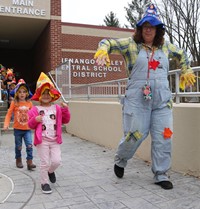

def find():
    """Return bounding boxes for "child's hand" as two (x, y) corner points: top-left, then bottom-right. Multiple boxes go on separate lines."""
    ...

(35, 115), (43, 123)
(60, 102), (68, 108)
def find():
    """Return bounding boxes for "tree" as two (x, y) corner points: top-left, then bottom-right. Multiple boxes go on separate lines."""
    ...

(104, 11), (120, 27)
(124, 0), (149, 28)
(154, 0), (200, 66)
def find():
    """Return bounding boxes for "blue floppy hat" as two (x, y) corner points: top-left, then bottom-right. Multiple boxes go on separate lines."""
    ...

(10, 79), (33, 99)
(136, 4), (164, 27)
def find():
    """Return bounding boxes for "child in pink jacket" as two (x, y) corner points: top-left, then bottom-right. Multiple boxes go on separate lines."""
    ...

(28, 72), (70, 194)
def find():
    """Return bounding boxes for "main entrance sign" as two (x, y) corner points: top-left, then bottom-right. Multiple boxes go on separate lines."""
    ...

(0, 0), (50, 18)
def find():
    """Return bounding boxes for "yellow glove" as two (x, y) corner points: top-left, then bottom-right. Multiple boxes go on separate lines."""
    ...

(179, 73), (196, 90)
(94, 50), (110, 67)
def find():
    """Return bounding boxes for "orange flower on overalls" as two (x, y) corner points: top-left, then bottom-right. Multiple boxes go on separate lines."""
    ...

(163, 128), (173, 139)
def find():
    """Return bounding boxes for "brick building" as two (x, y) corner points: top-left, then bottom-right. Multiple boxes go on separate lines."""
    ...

(0, 0), (134, 91)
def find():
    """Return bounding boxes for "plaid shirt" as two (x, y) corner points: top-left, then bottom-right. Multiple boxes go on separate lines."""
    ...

(97, 37), (193, 76)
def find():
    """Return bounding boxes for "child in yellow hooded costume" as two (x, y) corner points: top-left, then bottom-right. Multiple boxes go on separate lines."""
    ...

(28, 72), (70, 194)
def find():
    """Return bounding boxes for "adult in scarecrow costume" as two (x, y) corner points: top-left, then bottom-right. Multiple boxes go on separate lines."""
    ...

(94, 3), (195, 189)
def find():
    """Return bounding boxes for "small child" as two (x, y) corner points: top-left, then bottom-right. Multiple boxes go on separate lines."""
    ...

(8, 80), (16, 121)
(3, 79), (36, 170)
(0, 80), (8, 101)
(3, 69), (16, 109)
(28, 72), (70, 194)
(0, 67), (8, 101)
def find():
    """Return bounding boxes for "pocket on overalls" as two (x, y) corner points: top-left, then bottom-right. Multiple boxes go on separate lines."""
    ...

(124, 87), (142, 109)
(160, 87), (171, 100)
(156, 87), (172, 108)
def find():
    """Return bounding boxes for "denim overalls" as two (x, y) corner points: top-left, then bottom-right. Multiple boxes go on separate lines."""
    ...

(114, 47), (173, 182)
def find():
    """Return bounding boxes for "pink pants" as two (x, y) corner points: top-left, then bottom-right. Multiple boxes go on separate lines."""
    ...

(36, 140), (61, 184)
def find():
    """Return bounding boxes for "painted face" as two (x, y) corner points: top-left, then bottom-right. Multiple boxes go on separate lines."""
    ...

(40, 89), (52, 104)
(142, 22), (156, 45)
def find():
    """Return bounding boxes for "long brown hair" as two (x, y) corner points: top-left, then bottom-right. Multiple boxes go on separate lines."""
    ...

(133, 25), (165, 47)
(14, 85), (30, 102)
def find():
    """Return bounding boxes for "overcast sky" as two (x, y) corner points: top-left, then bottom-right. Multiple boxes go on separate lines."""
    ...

(61, 0), (131, 27)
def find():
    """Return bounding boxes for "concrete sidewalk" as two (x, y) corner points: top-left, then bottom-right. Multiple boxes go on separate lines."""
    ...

(1, 133), (200, 209)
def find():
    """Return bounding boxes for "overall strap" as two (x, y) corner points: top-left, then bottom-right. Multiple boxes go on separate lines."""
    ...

(128, 43), (142, 76)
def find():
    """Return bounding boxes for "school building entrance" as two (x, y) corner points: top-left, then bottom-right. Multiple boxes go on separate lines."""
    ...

(0, 0), (134, 92)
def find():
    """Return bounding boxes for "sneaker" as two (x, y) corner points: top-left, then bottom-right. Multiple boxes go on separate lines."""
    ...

(41, 183), (52, 194)
(155, 181), (173, 190)
(114, 164), (124, 178)
(48, 172), (56, 183)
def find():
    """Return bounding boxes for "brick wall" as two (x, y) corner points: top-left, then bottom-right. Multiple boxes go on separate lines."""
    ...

(50, 0), (62, 70)
(51, 0), (61, 16)
(61, 25), (134, 84)
(50, 20), (62, 70)
(33, 23), (51, 87)
(62, 51), (127, 84)
(62, 34), (102, 51)
(30, 0), (62, 91)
